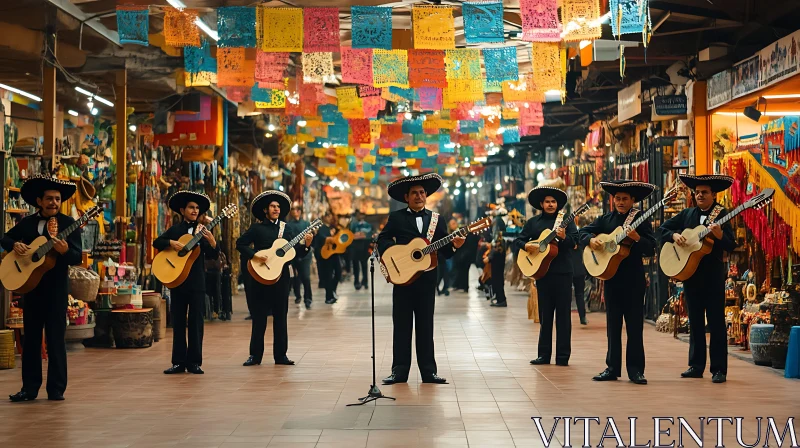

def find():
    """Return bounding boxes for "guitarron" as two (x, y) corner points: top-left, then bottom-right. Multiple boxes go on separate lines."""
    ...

(320, 227), (355, 259)
(0, 206), (102, 293)
(380, 217), (492, 285)
(583, 187), (678, 280)
(659, 188), (774, 281)
(152, 204), (238, 288)
(517, 203), (590, 279)
(248, 219), (323, 285)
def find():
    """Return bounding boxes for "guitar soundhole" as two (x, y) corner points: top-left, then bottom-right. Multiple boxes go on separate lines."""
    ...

(31, 253), (40, 263)
(276, 249), (285, 257)
(539, 243), (547, 252)
(411, 250), (423, 261)
(607, 241), (617, 252)
(341, 235), (350, 243)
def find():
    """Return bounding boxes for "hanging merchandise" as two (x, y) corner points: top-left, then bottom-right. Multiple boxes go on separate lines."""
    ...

(255, 51), (289, 88)
(184, 39), (217, 86)
(519, 0), (562, 42)
(302, 52), (335, 84)
(408, 50), (448, 88)
(445, 49), (482, 80)
(561, 0), (603, 42)
(610, 0), (651, 37)
(462, 1), (505, 44)
(531, 42), (562, 92)
(259, 7), (304, 52)
(163, 7), (201, 48)
(415, 87), (443, 111)
(341, 47), (374, 86)
(217, 6), (257, 48)
(116, 6), (149, 46)
(483, 47), (519, 83)
(372, 50), (410, 88)
(303, 7), (341, 53)
(412, 5), (456, 50)
(351, 6), (393, 50)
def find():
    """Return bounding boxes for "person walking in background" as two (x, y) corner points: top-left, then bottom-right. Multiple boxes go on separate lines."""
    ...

(571, 215), (588, 325)
(287, 203), (313, 309)
(487, 235), (507, 307)
(350, 211), (373, 290)
(315, 211), (341, 304)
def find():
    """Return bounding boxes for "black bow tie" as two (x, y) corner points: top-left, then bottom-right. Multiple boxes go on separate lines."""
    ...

(409, 210), (426, 218)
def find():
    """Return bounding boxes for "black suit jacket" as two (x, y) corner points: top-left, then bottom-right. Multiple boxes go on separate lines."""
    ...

(578, 209), (657, 283)
(153, 221), (220, 293)
(659, 204), (737, 278)
(513, 212), (579, 276)
(236, 220), (310, 281)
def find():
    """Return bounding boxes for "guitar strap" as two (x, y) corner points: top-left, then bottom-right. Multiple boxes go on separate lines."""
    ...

(278, 221), (286, 239)
(552, 209), (566, 230)
(707, 205), (724, 224)
(623, 209), (640, 228)
(427, 212), (439, 241)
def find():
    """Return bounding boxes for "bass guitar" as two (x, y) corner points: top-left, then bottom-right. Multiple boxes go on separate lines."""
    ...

(152, 204), (238, 288)
(380, 217), (492, 285)
(517, 202), (590, 279)
(583, 187), (678, 280)
(0, 206), (102, 293)
(321, 227), (355, 259)
(660, 188), (774, 281)
(248, 219), (323, 285)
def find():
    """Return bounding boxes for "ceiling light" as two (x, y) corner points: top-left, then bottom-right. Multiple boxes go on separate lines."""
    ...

(550, 162), (557, 170)
(453, 188), (461, 196)
(265, 132), (273, 138)
(529, 161), (536, 170)
(536, 172), (545, 182)
(563, 149), (570, 156)
(355, 189), (362, 197)
(166, 0), (185, 7)
(609, 155), (615, 162)
(129, 124), (136, 132)
(291, 144), (299, 154)
(90, 108), (98, 116)
(67, 110), (78, 117)
(304, 169), (317, 177)
(470, 171), (475, 176)
(763, 111), (800, 116)
(495, 183), (502, 191)
(508, 149), (515, 158)
(194, 18), (219, 41)
(762, 94), (800, 99)
(87, 100), (94, 110)
(456, 181), (462, 187)
(404, 112), (413, 120)
(0, 83), (42, 102)
(93, 95), (114, 107)
(267, 124), (276, 132)
(477, 182), (483, 188)
(537, 163), (545, 170)
(297, 120), (307, 127)
(471, 188), (478, 194)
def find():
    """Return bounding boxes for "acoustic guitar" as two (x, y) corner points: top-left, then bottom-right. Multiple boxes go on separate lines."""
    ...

(152, 204), (238, 288)
(517, 203), (590, 279)
(583, 187), (678, 280)
(380, 217), (492, 285)
(320, 227), (355, 259)
(660, 188), (774, 281)
(0, 206), (102, 293)
(248, 219), (323, 285)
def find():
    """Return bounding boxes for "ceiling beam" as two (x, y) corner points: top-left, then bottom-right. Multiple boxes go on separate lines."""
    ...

(44, 0), (121, 48)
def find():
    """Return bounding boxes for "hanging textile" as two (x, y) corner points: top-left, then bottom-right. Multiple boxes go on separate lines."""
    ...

(443, 80), (484, 106)
(357, 85), (381, 98)
(349, 119), (372, 144)
(164, 7), (200, 47)
(252, 86), (286, 109)
(462, 1), (504, 44)
(255, 51), (289, 88)
(259, 7), (303, 52)
(363, 96), (384, 119)
(341, 47), (374, 86)
(217, 48), (254, 87)
(610, 0), (651, 37)
(225, 87), (249, 103)
(445, 49), (482, 80)
(412, 5), (456, 50)
(520, 102), (544, 127)
(519, 0), (562, 42)
(351, 6), (393, 50)
(415, 87), (443, 111)
(337, 86), (363, 116)
(302, 52), (335, 84)
(217, 6), (257, 48)
(531, 42), (562, 92)
(561, 0), (602, 42)
(303, 7), (340, 53)
(408, 50), (447, 88)
(521, 126), (541, 136)
(116, 6), (149, 46)
(483, 47), (519, 83)
(184, 40), (217, 86)
(373, 49), (409, 89)
(502, 74), (545, 103)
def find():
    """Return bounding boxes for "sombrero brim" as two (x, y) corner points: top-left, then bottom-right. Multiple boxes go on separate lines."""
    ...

(168, 191), (211, 214)
(251, 190), (291, 221)
(527, 187), (567, 210)
(599, 181), (656, 202)
(79, 177), (96, 199)
(679, 175), (734, 193)
(387, 173), (443, 203)
(21, 176), (77, 207)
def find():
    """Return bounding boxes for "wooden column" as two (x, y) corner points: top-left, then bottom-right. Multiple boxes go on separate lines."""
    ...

(43, 41), (57, 160)
(693, 81), (712, 175)
(115, 70), (127, 219)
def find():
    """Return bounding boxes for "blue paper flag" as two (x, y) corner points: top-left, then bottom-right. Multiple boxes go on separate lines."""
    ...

(217, 6), (257, 48)
(462, 1), (504, 44)
(459, 120), (482, 134)
(402, 118), (424, 134)
(184, 40), (216, 74)
(484, 47), (518, 83)
(389, 86), (414, 101)
(117, 8), (149, 46)
(610, 0), (651, 36)
(503, 127), (520, 144)
(351, 6), (393, 50)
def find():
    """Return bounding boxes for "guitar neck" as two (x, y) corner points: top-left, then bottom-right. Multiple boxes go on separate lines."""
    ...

(283, 220), (321, 251)
(615, 199), (666, 244)
(35, 210), (95, 258)
(422, 227), (467, 255)
(184, 216), (223, 251)
(698, 204), (743, 239)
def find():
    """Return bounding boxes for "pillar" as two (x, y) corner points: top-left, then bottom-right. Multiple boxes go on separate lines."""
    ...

(43, 38), (56, 161)
(115, 70), (127, 219)
(693, 81), (712, 175)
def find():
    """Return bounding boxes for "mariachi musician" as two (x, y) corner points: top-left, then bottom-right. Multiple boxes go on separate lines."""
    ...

(154, 191), (219, 375)
(236, 190), (312, 366)
(314, 211), (342, 304)
(2, 176), (82, 402)
(578, 181), (656, 385)
(514, 186), (578, 366)
(378, 173), (464, 385)
(659, 174), (737, 384)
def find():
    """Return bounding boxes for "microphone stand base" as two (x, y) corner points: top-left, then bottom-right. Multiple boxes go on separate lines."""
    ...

(348, 385), (395, 406)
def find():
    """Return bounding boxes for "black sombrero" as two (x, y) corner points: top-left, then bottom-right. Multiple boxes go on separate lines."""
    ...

(21, 174), (77, 207)
(168, 190), (211, 214)
(599, 180), (656, 202)
(251, 190), (291, 221)
(527, 186), (567, 211)
(387, 173), (443, 203)
(679, 174), (734, 193)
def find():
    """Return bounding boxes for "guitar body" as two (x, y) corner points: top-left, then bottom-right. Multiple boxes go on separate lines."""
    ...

(659, 225), (714, 281)
(0, 236), (58, 293)
(321, 229), (355, 259)
(152, 233), (200, 288)
(248, 239), (296, 285)
(516, 229), (559, 280)
(582, 227), (632, 280)
(380, 237), (439, 285)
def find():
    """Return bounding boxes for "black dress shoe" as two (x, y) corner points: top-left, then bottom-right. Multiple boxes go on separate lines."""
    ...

(530, 357), (550, 365)
(305, 302), (311, 310)
(275, 357), (295, 365)
(355, 283), (362, 290)
(163, 364), (186, 374)
(491, 301), (507, 307)
(422, 374), (448, 384)
(295, 298), (302, 304)
(382, 374), (408, 385)
(186, 364), (204, 374)
(681, 366), (704, 378)
(325, 299), (333, 304)
(245, 315), (252, 320)
(243, 356), (261, 366)
(555, 360), (569, 367)
(592, 369), (618, 381)
(363, 282), (368, 289)
(580, 318), (588, 325)
(9, 391), (36, 402)
(711, 372), (727, 383)
(629, 372), (647, 385)
(443, 290), (449, 296)
(48, 393), (65, 401)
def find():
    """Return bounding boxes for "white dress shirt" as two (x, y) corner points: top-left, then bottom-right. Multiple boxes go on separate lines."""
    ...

(407, 208), (424, 233)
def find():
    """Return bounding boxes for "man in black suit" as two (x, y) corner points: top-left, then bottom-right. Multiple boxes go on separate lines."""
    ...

(237, 191), (312, 366)
(378, 174), (465, 385)
(154, 191), (219, 375)
(314, 211), (342, 304)
(3, 176), (83, 402)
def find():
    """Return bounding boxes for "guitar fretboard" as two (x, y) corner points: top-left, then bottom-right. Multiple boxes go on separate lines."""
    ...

(281, 219), (322, 252)
(422, 227), (468, 255)
(613, 197), (667, 244)
(697, 203), (744, 239)
(34, 208), (98, 259)
(541, 205), (588, 246)
(181, 215), (224, 254)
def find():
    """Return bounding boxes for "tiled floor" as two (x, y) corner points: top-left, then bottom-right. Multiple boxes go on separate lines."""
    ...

(1, 269), (797, 447)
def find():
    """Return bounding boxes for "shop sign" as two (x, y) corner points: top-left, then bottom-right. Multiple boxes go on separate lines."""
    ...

(653, 94), (687, 116)
(759, 29), (800, 89)
(707, 69), (731, 109)
(731, 55), (760, 99)
(617, 81), (641, 122)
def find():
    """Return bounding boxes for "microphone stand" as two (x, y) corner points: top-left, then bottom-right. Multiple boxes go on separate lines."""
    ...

(348, 238), (395, 406)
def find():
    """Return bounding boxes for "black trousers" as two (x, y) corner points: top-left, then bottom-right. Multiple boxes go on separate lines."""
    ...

(292, 256), (313, 304)
(247, 276), (290, 362)
(437, 260), (451, 292)
(22, 293), (67, 397)
(572, 274), (587, 320)
(170, 288), (205, 366)
(535, 273), (572, 363)
(351, 241), (370, 287)
(205, 270), (221, 315)
(684, 265), (728, 374)
(392, 273), (438, 377)
(319, 256), (341, 301)
(604, 276), (646, 377)
(491, 258), (506, 303)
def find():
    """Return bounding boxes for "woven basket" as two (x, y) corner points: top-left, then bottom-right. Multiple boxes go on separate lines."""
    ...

(69, 266), (100, 303)
(0, 330), (15, 369)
